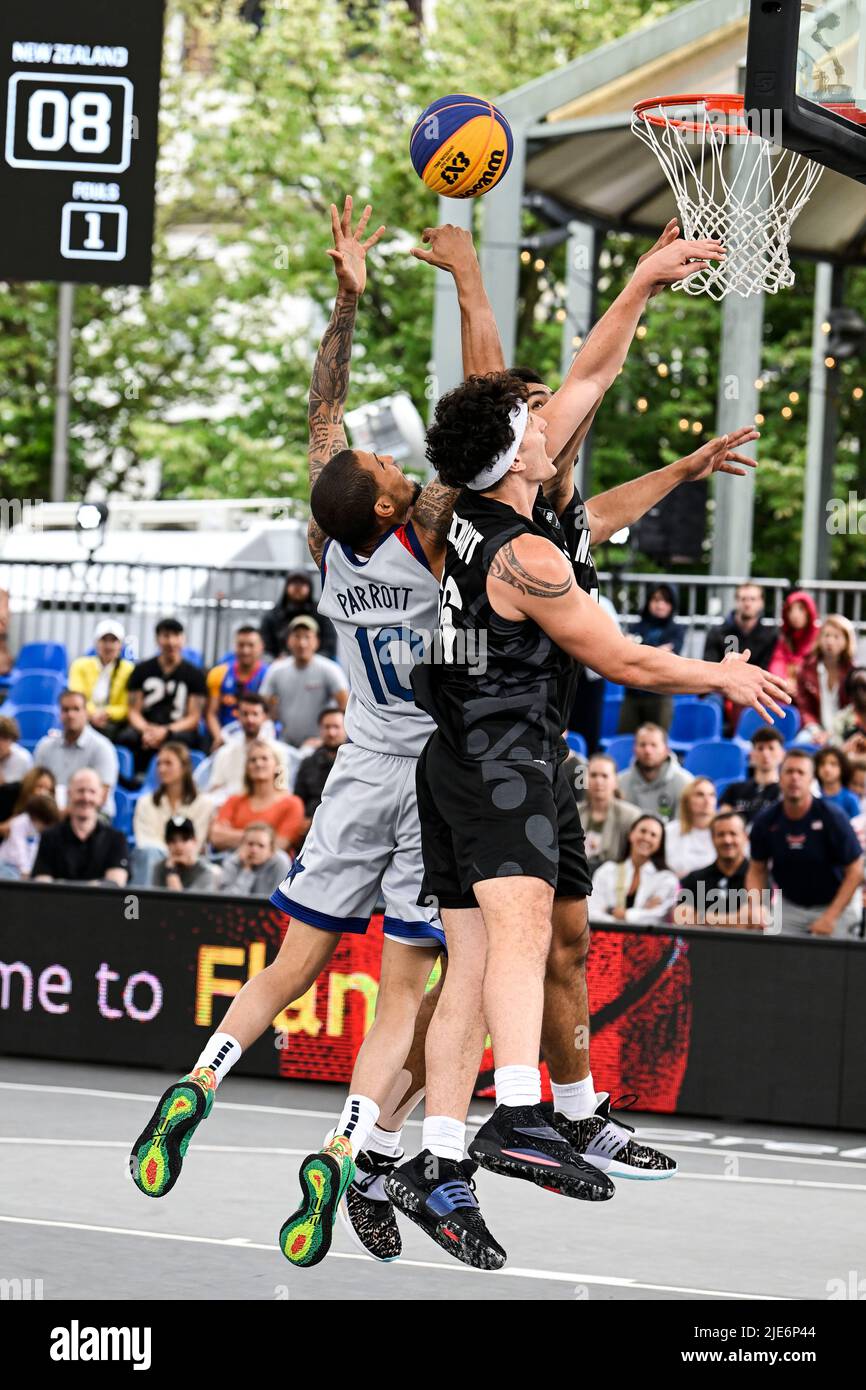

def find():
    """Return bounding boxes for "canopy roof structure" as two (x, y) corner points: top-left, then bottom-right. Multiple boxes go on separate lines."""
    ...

(431, 0), (859, 580)
(519, 4), (866, 263)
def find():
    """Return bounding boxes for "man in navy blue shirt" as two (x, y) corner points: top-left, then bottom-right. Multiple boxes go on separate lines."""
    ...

(747, 749), (864, 936)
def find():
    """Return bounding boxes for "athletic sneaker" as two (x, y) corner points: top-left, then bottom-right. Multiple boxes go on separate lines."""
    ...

(129, 1067), (216, 1199)
(339, 1148), (402, 1263)
(279, 1135), (355, 1268)
(548, 1094), (678, 1180)
(468, 1103), (615, 1201)
(385, 1150), (506, 1271)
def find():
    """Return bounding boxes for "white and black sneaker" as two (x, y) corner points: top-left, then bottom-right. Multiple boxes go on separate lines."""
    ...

(547, 1094), (678, 1180)
(338, 1149), (402, 1262)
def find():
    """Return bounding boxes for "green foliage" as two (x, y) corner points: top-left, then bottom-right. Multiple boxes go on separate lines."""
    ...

(2, 0), (862, 582)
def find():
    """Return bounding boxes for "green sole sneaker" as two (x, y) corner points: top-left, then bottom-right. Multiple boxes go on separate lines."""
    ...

(279, 1138), (355, 1269)
(129, 1069), (216, 1199)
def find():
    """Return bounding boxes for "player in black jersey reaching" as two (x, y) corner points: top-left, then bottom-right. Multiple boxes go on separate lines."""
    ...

(387, 372), (791, 1267)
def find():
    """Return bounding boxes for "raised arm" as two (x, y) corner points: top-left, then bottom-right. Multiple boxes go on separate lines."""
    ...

(306, 196), (386, 566)
(486, 533), (791, 720)
(539, 229), (725, 460)
(411, 222), (506, 378)
(584, 426), (760, 545)
(408, 223), (502, 572)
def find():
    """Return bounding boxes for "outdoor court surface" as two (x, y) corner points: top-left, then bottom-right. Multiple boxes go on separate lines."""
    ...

(2, 1057), (864, 1303)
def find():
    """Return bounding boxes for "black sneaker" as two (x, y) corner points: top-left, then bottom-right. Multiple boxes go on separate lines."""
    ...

(549, 1094), (678, 1180)
(338, 1149), (402, 1263)
(468, 1103), (614, 1201)
(385, 1149), (506, 1271)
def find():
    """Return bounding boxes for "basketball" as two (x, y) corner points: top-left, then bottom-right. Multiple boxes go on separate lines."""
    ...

(410, 94), (513, 198)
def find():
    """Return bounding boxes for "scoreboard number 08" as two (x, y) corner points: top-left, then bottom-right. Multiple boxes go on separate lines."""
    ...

(5, 73), (133, 173)
(28, 89), (112, 155)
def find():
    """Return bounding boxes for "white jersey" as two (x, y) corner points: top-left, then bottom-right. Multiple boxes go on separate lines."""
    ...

(317, 523), (438, 759)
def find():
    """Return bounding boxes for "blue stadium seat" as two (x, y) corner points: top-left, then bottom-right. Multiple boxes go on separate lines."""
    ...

(113, 787), (138, 839)
(4, 705), (58, 751)
(601, 695), (624, 739)
(15, 641), (68, 674)
(565, 730), (587, 759)
(115, 745), (135, 782)
(736, 704), (802, 746)
(7, 671), (64, 706)
(668, 698), (723, 754)
(601, 734), (635, 771)
(183, 646), (204, 668)
(683, 739), (747, 782)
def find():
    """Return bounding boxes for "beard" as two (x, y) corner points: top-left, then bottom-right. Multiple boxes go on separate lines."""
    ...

(409, 480), (423, 506)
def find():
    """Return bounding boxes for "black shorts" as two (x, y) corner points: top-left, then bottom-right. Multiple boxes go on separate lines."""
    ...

(416, 732), (592, 911)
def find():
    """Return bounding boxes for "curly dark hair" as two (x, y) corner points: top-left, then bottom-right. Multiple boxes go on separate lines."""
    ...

(310, 449), (380, 549)
(425, 373), (529, 489)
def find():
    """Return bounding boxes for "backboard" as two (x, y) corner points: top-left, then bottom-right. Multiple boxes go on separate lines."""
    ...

(745, 1), (866, 182)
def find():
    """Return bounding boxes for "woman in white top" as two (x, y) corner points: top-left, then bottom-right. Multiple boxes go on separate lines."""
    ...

(131, 742), (215, 885)
(590, 815), (679, 925)
(664, 777), (717, 879)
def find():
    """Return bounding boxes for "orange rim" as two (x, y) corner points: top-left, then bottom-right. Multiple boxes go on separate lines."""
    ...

(633, 93), (752, 137)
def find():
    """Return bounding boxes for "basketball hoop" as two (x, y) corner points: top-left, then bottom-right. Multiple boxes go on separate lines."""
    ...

(632, 94), (824, 300)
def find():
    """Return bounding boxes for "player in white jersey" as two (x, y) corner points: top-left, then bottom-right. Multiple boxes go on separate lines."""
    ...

(129, 197), (480, 1268)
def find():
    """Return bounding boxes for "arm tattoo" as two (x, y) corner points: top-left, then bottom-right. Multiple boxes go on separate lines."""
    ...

(489, 540), (574, 598)
(308, 291), (357, 486)
(410, 480), (460, 547)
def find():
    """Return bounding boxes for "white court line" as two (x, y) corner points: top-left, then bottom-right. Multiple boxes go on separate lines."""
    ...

(2, 1081), (864, 1172)
(3, 1137), (866, 1193)
(0, 1214), (785, 1300)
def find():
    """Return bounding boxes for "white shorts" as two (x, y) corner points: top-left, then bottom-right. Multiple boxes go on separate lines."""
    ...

(271, 742), (444, 949)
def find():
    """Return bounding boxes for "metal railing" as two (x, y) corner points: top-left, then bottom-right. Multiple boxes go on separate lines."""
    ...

(0, 557), (310, 666)
(1, 558), (863, 670)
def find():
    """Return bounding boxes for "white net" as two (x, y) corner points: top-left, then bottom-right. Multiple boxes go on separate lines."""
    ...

(631, 97), (825, 300)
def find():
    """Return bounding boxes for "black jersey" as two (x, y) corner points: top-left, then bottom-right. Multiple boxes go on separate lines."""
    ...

(412, 486), (577, 764)
(533, 483), (599, 720)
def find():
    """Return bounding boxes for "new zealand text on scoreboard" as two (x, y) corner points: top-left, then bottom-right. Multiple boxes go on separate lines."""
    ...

(0, 0), (164, 286)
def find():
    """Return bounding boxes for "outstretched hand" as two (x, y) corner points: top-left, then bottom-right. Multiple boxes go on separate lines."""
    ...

(719, 650), (791, 725)
(635, 219), (681, 297)
(326, 194), (386, 296)
(677, 426), (760, 481)
(410, 223), (479, 279)
(635, 224), (725, 294)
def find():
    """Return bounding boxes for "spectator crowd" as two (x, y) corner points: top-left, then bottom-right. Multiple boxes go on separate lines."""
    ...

(0, 577), (864, 937)
(0, 576), (348, 899)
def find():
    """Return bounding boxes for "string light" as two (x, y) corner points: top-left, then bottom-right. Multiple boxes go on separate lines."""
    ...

(825, 355), (836, 369)
(755, 413), (765, 425)
(854, 387), (864, 400)
(788, 391), (799, 404)
(520, 250), (531, 264)
(636, 325), (648, 339)
(555, 308), (566, 323)
(781, 406), (793, 419)
(822, 321), (831, 334)
(534, 257), (545, 272)
(572, 335), (583, 348)
(657, 363), (669, 377)
(692, 421), (703, 434)
(755, 377), (764, 390)
(636, 397), (648, 412)
(678, 418), (690, 431)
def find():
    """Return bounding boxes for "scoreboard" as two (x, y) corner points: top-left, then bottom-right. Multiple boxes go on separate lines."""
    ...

(0, 1), (165, 286)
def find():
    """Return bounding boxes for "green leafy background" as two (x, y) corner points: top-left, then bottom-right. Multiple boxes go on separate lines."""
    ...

(1, 0), (863, 579)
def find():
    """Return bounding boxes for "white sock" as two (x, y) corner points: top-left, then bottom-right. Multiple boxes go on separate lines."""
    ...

(335, 1093), (380, 1156)
(494, 1064), (541, 1109)
(193, 1032), (242, 1087)
(368, 1123), (403, 1158)
(551, 1074), (598, 1120)
(422, 1115), (466, 1163)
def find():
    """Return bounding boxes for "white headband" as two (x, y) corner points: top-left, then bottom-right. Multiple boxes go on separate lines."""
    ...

(466, 400), (529, 491)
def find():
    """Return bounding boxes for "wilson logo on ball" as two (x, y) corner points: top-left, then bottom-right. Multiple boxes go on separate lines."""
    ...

(410, 93), (513, 199)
